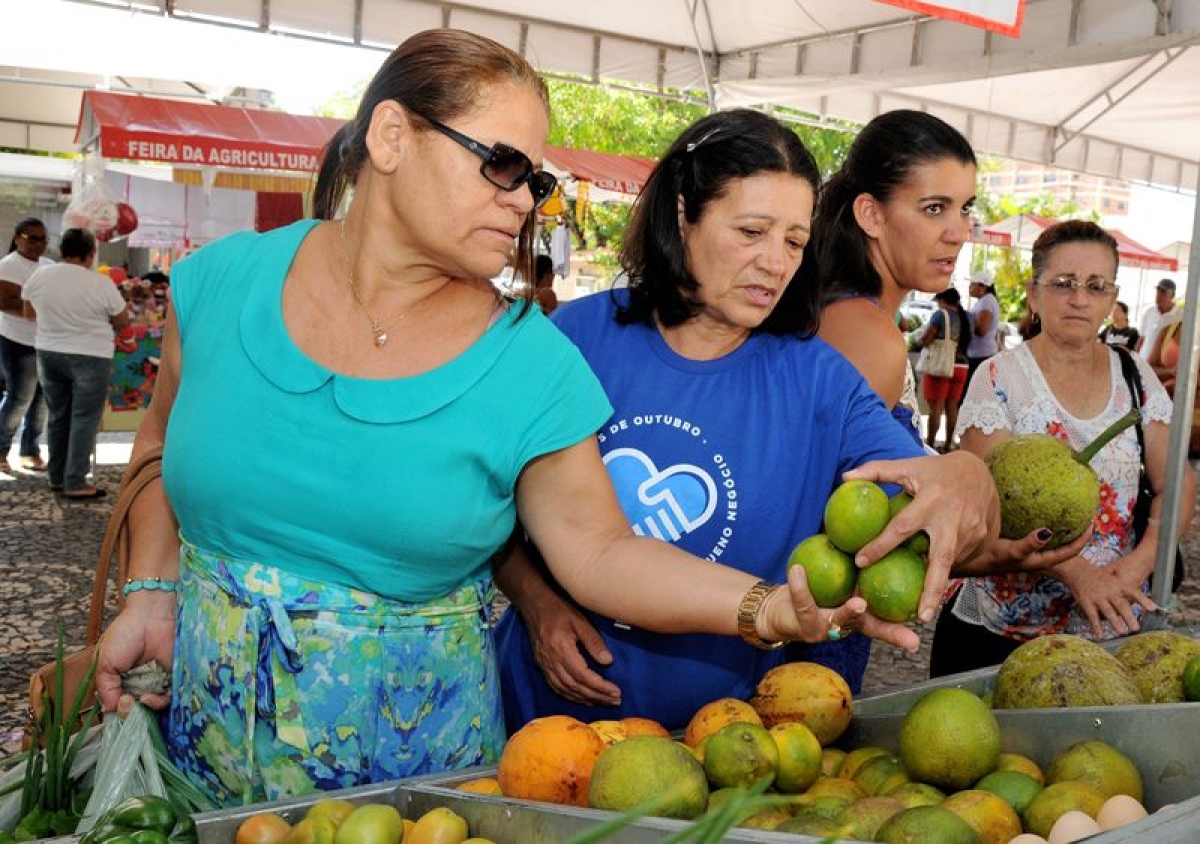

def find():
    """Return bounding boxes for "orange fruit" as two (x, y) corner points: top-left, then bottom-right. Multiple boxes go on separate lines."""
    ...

(497, 714), (606, 807)
(1046, 740), (1143, 802)
(769, 722), (822, 793)
(838, 745), (891, 780)
(858, 547), (927, 622)
(1022, 780), (1107, 838)
(749, 662), (853, 746)
(820, 747), (847, 778)
(683, 697), (761, 747)
(852, 754), (910, 796)
(702, 722), (779, 790)
(588, 735), (708, 819)
(885, 781), (946, 808)
(876, 806), (979, 844)
(838, 796), (906, 841)
(455, 777), (503, 795)
(974, 770), (1042, 816)
(824, 480), (891, 553)
(619, 716), (670, 738)
(804, 776), (867, 803)
(787, 534), (858, 607)
(898, 688), (1000, 791)
(996, 752), (1045, 785)
(887, 491), (931, 554)
(941, 788), (1023, 844)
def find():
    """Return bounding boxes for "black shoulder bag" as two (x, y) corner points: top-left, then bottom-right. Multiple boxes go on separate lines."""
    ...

(1114, 347), (1185, 592)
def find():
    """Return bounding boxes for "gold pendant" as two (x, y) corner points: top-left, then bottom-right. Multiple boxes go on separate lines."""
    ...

(373, 330), (388, 348)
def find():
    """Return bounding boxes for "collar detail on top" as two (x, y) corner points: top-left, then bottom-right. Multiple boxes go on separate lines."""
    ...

(239, 220), (528, 423)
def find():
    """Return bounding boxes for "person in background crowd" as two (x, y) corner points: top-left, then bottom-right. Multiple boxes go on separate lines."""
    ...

(93, 29), (928, 808)
(805, 109), (978, 451)
(966, 271), (1001, 385)
(533, 253), (558, 314)
(918, 287), (971, 452)
(21, 228), (128, 499)
(0, 217), (52, 473)
(1099, 300), (1139, 351)
(931, 220), (1191, 676)
(1135, 278), (1179, 360)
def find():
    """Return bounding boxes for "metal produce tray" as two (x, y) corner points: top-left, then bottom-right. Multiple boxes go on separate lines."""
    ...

(194, 781), (403, 844)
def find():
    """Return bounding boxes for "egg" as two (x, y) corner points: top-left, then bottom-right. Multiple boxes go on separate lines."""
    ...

(1047, 810), (1102, 844)
(1008, 835), (1050, 844)
(1097, 794), (1148, 829)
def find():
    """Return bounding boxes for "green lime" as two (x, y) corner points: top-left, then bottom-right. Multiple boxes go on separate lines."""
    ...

(858, 547), (927, 622)
(824, 480), (891, 553)
(1184, 656), (1200, 702)
(887, 491), (930, 555)
(787, 534), (858, 607)
(974, 770), (1043, 816)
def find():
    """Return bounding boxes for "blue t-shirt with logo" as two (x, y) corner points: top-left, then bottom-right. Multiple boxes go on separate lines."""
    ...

(495, 289), (924, 732)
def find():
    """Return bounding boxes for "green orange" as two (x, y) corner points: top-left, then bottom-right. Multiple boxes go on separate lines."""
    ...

(824, 480), (891, 553)
(858, 547), (927, 622)
(787, 534), (858, 607)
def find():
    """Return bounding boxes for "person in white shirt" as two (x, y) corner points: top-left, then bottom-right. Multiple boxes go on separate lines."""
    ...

(966, 271), (1002, 386)
(0, 217), (53, 473)
(1135, 278), (1178, 360)
(21, 228), (128, 498)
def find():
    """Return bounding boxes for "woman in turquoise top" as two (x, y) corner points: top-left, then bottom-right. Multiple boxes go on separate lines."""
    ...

(92, 29), (955, 806)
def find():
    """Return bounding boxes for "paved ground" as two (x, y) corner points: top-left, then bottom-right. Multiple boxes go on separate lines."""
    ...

(3, 438), (1198, 754)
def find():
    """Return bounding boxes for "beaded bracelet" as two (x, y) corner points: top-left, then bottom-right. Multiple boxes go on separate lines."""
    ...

(122, 577), (179, 597)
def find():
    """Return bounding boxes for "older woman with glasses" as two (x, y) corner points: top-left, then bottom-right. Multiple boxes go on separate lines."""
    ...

(930, 220), (1193, 677)
(94, 28), (932, 807)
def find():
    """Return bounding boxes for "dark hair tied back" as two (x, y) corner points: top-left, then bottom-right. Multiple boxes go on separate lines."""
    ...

(312, 29), (548, 307)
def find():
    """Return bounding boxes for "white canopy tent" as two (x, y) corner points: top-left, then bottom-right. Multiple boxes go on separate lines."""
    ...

(4, 0), (1198, 603)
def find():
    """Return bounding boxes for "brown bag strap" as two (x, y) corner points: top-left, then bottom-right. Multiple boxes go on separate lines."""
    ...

(85, 446), (165, 644)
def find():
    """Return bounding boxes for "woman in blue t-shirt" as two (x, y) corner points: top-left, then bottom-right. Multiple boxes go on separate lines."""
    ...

(496, 110), (1013, 733)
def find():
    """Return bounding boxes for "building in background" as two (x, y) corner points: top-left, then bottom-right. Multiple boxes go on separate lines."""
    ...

(981, 161), (1131, 218)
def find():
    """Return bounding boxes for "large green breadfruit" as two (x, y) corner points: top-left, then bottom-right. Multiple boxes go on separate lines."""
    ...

(1113, 631), (1200, 703)
(993, 635), (1141, 709)
(987, 410), (1140, 548)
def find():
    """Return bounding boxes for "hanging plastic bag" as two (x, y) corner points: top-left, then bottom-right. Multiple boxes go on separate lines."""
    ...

(65, 157), (137, 242)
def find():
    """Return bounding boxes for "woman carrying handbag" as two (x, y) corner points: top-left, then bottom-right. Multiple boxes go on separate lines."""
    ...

(918, 287), (970, 452)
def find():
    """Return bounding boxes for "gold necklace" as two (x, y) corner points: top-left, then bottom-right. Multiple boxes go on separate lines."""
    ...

(340, 219), (411, 349)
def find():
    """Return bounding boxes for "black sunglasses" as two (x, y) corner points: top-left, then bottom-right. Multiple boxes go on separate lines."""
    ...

(418, 113), (557, 210)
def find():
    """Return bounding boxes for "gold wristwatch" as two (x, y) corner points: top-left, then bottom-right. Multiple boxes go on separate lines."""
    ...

(737, 580), (785, 650)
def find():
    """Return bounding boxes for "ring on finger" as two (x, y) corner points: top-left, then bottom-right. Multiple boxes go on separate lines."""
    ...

(826, 619), (846, 641)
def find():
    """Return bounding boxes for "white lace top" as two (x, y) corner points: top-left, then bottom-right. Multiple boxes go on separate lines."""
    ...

(952, 343), (1173, 640)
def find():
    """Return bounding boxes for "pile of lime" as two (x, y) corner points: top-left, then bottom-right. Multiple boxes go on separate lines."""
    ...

(787, 481), (928, 622)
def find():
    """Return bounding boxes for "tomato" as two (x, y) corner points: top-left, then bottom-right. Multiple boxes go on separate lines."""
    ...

(330, 805), (402, 844)
(235, 814), (292, 844)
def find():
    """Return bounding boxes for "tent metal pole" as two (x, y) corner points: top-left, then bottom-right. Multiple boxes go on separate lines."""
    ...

(1145, 163), (1200, 619)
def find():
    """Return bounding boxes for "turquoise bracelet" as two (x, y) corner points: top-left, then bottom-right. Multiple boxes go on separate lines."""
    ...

(122, 577), (179, 597)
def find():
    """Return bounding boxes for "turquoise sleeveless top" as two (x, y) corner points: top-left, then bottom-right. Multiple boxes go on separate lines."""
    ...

(163, 220), (611, 600)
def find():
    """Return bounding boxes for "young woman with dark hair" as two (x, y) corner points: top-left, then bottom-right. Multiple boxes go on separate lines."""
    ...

(496, 109), (1006, 732)
(800, 109), (978, 447)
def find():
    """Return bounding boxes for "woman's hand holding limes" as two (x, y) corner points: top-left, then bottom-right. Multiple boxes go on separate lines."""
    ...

(758, 565), (922, 653)
(841, 451), (1000, 624)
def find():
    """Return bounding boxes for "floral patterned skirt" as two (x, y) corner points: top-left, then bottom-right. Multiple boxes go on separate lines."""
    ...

(166, 541), (503, 807)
